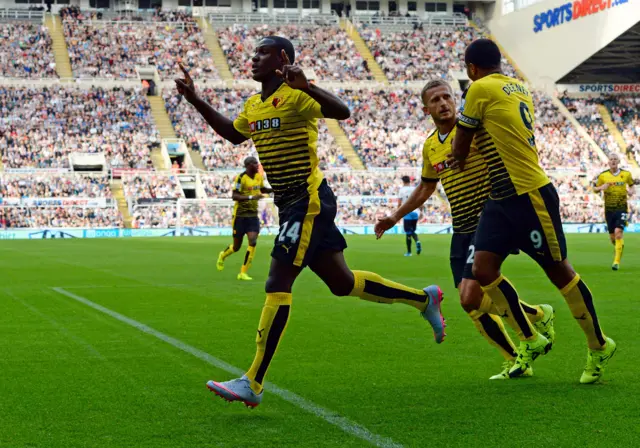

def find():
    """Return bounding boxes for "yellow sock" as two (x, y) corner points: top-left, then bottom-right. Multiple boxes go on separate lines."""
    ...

(478, 294), (543, 324)
(349, 270), (428, 312)
(241, 245), (256, 274)
(481, 275), (537, 341)
(221, 244), (236, 261)
(614, 239), (623, 265)
(561, 275), (606, 350)
(468, 310), (516, 360)
(245, 293), (292, 394)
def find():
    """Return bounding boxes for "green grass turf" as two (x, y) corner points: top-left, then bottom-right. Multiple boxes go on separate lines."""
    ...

(0, 234), (638, 447)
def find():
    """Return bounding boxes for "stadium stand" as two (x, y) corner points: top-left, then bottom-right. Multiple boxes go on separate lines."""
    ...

(0, 22), (57, 78)
(218, 23), (372, 80)
(0, 86), (159, 169)
(60, 8), (217, 80)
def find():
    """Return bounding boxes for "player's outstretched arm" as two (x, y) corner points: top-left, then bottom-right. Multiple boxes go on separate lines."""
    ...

(175, 64), (248, 145)
(260, 187), (273, 194)
(276, 50), (350, 120)
(374, 181), (437, 239)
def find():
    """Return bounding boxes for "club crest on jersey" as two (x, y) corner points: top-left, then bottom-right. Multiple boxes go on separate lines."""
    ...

(272, 97), (282, 108)
(433, 160), (451, 173)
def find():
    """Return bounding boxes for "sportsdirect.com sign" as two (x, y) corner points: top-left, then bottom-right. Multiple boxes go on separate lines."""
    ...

(558, 84), (640, 93)
(533, 0), (631, 33)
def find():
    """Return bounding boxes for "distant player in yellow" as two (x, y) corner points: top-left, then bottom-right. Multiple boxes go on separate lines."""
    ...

(376, 79), (555, 379)
(594, 154), (637, 270)
(217, 156), (272, 281)
(452, 39), (616, 383)
(176, 37), (445, 408)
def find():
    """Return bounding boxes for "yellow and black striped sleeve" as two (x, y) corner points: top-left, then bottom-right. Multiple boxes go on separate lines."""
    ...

(421, 139), (439, 183)
(233, 173), (244, 192)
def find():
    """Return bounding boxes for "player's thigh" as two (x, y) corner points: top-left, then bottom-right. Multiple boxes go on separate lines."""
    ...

(517, 184), (567, 268)
(472, 200), (512, 279)
(615, 212), (628, 237)
(246, 218), (261, 245)
(265, 256), (303, 293)
(232, 235), (244, 250)
(272, 181), (346, 270)
(450, 232), (475, 289)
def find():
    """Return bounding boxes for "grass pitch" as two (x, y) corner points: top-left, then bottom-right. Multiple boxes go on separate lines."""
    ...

(0, 234), (638, 447)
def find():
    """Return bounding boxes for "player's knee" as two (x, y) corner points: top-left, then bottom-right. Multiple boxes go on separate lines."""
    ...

(265, 275), (291, 294)
(545, 260), (576, 290)
(459, 281), (481, 313)
(328, 280), (353, 297)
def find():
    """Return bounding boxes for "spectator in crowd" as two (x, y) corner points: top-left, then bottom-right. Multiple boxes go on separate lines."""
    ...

(0, 23), (57, 78)
(0, 173), (112, 198)
(123, 173), (183, 199)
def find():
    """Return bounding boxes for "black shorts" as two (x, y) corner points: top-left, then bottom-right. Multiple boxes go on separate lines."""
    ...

(233, 216), (260, 237)
(271, 180), (347, 268)
(450, 232), (476, 288)
(475, 183), (567, 268)
(403, 219), (418, 235)
(605, 210), (628, 234)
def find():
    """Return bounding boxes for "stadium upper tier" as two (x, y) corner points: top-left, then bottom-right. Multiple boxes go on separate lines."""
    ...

(0, 172), (112, 198)
(0, 22), (56, 78)
(0, 86), (159, 169)
(218, 23), (371, 81)
(60, 8), (218, 80)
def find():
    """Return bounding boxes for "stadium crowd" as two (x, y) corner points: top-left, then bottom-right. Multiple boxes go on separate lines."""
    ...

(218, 24), (371, 80)
(0, 86), (158, 169)
(123, 173), (183, 199)
(0, 206), (123, 228)
(608, 95), (640, 163)
(0, 173), (112, 198)
(0, 23), (57, 78)
(61, 8), (217, 80)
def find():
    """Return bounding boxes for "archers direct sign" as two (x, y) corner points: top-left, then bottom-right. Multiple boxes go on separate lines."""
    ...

(533, 0), (632, 33)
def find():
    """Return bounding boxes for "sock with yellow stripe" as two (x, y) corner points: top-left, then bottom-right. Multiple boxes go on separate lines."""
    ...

(561, 274), (606, 350)
(614, 239), (624, 265)
(481, 275), (537, 341)
(245, 293), (292, 394)
(221, 244), (237, 261)
(349, 270), (428, 312)
(468, 310), (516, 360)
(241, 245), (256, 274)
(478, 294), (544, 324)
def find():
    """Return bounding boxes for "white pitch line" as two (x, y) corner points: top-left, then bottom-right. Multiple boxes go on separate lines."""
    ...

(51, 287), (403, 448)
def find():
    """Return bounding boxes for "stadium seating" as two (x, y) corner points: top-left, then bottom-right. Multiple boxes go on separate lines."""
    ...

(218, 24), (372, 80)
(61, 9), (217, 80)
(122, 173), (184, 200)
(0, 206), (123, 228)
(0, 86), (158, 169)
(0, 22), (57, 78)
(0, 172), (112, 198)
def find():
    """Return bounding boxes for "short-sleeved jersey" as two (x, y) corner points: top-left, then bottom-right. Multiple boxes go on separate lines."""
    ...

(422, 127), (491, 233)
(233, 171), (264, 217)
(233, 83), (324, 210)
(399, 186), (419, 219)
(457, 73), (549, 200)
(595, 169), (634, 212)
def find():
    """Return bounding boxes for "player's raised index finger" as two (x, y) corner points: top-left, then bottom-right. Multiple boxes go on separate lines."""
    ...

(179, 63), (192, 79)
(281, 49), (291, 66)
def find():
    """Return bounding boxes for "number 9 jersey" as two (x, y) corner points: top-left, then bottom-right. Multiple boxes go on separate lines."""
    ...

(457, 73), (550, 200)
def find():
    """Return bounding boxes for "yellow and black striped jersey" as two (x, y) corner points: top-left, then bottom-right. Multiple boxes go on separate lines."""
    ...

(233, 83), (324, 210)
(595, 169), (634, 212)
(233, 171), (264, 217)
(422, 127), (490, 233)
(458, 73), (549, 200)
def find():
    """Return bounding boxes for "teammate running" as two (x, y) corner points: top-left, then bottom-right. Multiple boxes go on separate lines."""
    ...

(452, 39), (615, 383)
(376, 79), (554, 379)
(217, 156), (272, 281)
(594, 154), (637, 270)
(176, 37), (445, 408)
